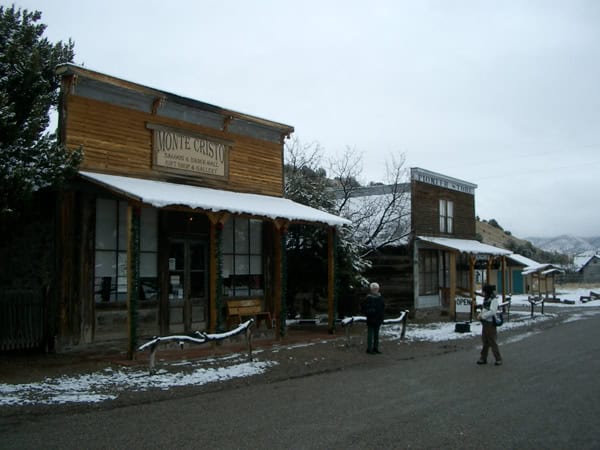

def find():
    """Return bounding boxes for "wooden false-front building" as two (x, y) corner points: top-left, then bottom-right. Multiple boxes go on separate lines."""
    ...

(353, 168), (511, 318)
(46, 65), (348, 353)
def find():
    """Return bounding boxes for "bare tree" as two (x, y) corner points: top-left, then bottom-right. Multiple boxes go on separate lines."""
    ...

(331, 152), (411, 257)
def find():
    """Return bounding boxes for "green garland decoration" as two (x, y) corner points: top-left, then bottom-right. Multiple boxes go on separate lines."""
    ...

(280, 228), (288, 337)
(332, 227), (339, 333)
(128, 206), (140, 357)
(216, 223), (224, 332)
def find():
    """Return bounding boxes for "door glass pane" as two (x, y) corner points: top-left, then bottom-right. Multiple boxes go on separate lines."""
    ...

(190, 272), (205, 299)
(190, 243), (205, 270)
(169, 243), (185, 271)
(169, 242), (185, 301)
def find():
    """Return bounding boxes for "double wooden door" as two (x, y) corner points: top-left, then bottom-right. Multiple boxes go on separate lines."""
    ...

(167, 239), (207, 333)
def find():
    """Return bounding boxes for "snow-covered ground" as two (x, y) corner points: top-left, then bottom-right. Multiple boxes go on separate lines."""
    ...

(1, 287), (599, 407)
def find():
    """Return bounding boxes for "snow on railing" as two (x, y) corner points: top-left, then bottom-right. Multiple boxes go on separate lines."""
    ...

(137, 319), (254, 373)
(527, 296), (545, 317)
(341, 310), (409, 345)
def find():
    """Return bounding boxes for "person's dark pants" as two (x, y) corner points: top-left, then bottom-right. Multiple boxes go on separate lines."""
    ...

(480, 321), (502, 362)
(367, 324), (380, 353)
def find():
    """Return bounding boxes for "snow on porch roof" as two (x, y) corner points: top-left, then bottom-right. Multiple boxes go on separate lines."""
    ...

(79, 171), (351, 227)
(417, 236), (512, 256)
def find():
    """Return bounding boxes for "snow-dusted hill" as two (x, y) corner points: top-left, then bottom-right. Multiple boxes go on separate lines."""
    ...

(527, 235), (600, 255)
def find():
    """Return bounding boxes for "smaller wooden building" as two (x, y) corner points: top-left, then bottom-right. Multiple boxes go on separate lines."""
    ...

(350, 168), (512, 317)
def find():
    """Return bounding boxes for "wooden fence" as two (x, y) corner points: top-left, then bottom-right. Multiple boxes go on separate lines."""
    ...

(0, 289), (46, 351)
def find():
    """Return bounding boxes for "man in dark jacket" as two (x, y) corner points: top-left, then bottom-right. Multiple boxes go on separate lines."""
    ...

(361, 282), (385, 354)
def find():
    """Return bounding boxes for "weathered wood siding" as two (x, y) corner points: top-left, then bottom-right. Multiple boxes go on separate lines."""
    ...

(64, 95), (284, 197)
(411, 180), (476, 239)
(365, 248), (414, 316)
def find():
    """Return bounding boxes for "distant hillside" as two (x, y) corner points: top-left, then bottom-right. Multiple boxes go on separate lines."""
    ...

(476, 220), (531, 250)
(476, 219), (570, 265)
(527, 235), (600, 256)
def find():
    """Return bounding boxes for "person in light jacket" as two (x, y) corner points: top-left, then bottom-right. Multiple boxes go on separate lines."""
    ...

(477, 284), (503, 366)
(361, 282), (385, 354)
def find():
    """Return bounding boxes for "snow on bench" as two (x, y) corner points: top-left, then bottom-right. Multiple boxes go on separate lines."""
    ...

(528, 296), (545, 317)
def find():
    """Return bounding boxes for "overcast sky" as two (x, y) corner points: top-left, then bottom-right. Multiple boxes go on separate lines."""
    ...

(8, 0), (600, 238)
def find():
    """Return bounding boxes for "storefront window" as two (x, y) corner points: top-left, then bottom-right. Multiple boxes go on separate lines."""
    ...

(222, 217), (263, 297)
(419, 249), (439, 296)
(94, 199), (158, 302)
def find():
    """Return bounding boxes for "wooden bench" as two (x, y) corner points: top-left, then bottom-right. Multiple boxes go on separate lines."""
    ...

(227, 299), (272, 330)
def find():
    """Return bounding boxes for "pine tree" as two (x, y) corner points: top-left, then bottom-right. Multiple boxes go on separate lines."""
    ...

(0, 5), (81, 215)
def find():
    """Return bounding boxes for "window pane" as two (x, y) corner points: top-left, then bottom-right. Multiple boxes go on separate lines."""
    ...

(95, 251), (116, 277)
(234, 218), (249, 253)
(117, 252), (127, 292)
(140, 207), (158, 251)
(250, 255), (263, 274)
(222, 254), (233, 278)
(140, 253), (157, 277)
(439, 199), (446, 216)
(118, 201), (128, 251)
(235, 255), (250, 274)
(95, 199), (117, 250)
(222, 218), (234, 253)
(440, 216), (446, 233)
(447, 201), (454, 217)
(448, 218), (453, 234)
(249, 220), (262, 253)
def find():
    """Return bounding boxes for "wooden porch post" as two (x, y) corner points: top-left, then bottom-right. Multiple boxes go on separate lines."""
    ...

(449, 251), (456, 320)
(327, 226), (335, 334)
(501, 256), (506, 302)
(272, 220), (287, 339)
(486, 257), (492, 287)
(127, 204), (141, 360)
(469, 255), (476, 317)
(207, 213), (228, 333)
(209, 220), (218, 333)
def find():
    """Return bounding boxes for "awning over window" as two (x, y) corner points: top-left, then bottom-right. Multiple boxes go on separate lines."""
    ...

(79, 171), (351, 227)
(417, 236), (512, 256)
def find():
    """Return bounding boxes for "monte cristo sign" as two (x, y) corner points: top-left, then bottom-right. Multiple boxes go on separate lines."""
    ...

(148, 124), (229, 178)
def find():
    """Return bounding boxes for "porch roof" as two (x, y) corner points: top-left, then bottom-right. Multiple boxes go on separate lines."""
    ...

(521, 263), (565, 276)
(79, 171), (351, 227)
(417, 236), (512, 256)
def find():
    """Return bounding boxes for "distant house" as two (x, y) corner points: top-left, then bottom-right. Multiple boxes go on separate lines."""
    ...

(521, 263), (565, 300)
(497, 254), (540, 295)
(576, 254), (600, 283)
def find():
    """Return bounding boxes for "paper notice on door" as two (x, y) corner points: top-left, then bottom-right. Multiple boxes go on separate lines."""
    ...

(178, 288), (183, 299)
(170, 275), (180, 286)
(169, 258), (176, 271)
